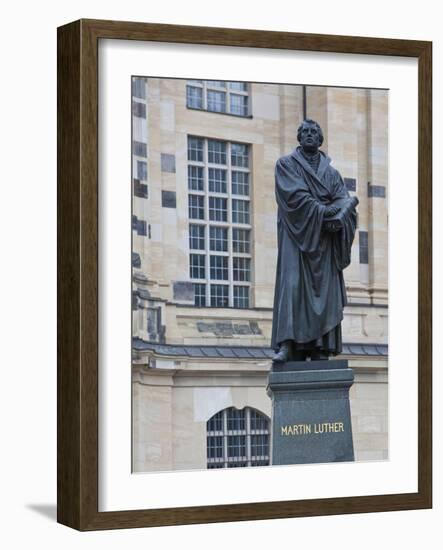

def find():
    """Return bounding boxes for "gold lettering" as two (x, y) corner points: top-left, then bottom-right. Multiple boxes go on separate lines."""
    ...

(281, 421), (345, 436)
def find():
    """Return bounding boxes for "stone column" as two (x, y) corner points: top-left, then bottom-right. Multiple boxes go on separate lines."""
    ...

(367, 90), (389, 305)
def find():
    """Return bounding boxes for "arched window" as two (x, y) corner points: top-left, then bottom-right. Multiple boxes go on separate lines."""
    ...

(206, 407), (270, 468)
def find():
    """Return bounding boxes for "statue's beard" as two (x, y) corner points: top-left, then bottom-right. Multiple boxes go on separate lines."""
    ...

(301, 144), (319, 156)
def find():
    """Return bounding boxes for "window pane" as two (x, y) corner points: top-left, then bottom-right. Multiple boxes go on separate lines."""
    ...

(250, 410), (269, 431)
(133, 140), (147, 157)
(188, 136), (204, 162)
(208, 168), (227, 193)
(186, 85), (203, 109)
(193, 283), (206, 306)
(227, 408), (245, 431)
(188, 165), (204, 191)
(132, 78), (146, 99)
(232, 228), (250, 253)
(233, 286), (249, 308)
(188, 79), (203, 86)
(210, 256), (228, 280)
(233, 257), (251, 281)
(208, 140), (227, 164)
(189, 254), (205, 279)
(207, 411), (223, 432)
(206, 407), (270, 469)
(137, 160), (148, 181)
(210, 284), (229, 307)
(189, 224), (205, 250)
(207, 436), (224, 459)
(232, 199), (250, 224)
(251, 434), (269, 458)
(232, 171), (249, 196)
(227, 435), (246, 458)
(209, 197), (227, 221)
(230, 94), (248, 116)
(231, 143), (249, 167)
(206, 80), (226, 89)
(147, 307), (159, 335)
(207, 90), (226, 113)
(188, 195), (204, 219)
(209, 226), (228, 252)
(186, 137), (252, 312)
(228, 82), (248, 91)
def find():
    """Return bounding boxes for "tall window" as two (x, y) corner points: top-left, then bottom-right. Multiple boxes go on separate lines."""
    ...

(186, 81), (250, 117)
(206, 407), (270, 469)
(187, 136), (252, 308)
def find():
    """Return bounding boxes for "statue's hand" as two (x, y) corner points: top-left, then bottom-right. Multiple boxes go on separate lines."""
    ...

(324, 204), (340, 218)
(324, 220), (342, 232)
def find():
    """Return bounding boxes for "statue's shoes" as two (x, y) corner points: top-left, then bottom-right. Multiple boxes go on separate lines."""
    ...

(272, 344), (291, 363)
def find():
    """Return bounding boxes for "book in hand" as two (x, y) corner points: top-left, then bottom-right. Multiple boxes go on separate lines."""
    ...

(322, 196), (359, 232)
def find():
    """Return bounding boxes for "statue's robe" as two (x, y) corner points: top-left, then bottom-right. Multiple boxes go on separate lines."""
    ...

(271, 147), (357, 355)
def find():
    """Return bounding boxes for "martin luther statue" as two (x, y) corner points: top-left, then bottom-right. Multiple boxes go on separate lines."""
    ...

(271, 119), (358, 363)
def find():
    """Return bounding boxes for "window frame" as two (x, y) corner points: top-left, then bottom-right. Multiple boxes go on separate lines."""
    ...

(206, 407), (270, 469)
(187, 136), (252, 308)
(186, 80), (251, 117)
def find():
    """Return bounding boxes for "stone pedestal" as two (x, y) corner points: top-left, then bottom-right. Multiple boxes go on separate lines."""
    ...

(267, 360), (355, 465)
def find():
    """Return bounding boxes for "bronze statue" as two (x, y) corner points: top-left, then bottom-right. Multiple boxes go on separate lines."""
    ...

(271, 119), (358, 363)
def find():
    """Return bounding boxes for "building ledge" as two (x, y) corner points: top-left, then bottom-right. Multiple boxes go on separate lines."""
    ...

(133, 338), (388, 359)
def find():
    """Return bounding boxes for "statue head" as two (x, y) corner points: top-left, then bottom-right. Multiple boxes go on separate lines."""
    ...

(297, 119), (324, 153)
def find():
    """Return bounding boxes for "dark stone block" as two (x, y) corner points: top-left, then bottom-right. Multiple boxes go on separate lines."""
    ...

(233, 323), (252, 335)
(137, 288), (151, 300)
(132, 290), (139, 311)
(250, 321), (262, 335)
(161, 153), (176, 173)
(368, 184), (386, 198)
(132, 101), (146, 118)
(267, 360), (355, 465)
(137, 219), (147, 236)
(132, 252), (141, 268)
(173, 281), (194, 302)
(132, 216), (148, 236)
(344, 177), (356, 192)
(214, 322), (234, 337)
(133, 179), (148, 198)
(359, 230), (369, 264)
(162, 190), (177, 208)
(133, 271), (147, 283)
(197, 322), (215, 333)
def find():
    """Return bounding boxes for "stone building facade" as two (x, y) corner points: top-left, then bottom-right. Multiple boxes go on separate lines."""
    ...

(131, 77), (389, 472)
